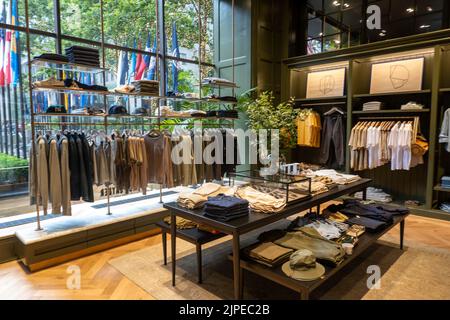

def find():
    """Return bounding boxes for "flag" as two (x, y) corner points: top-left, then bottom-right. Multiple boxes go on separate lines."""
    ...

(147, 35), (157, 80)
(134, 40), (144, 81)
(4, 0), (12, 85)
(0, 1), (6, 86)
(10, 0), (19, 86)
(128, 39), (137, 83)
(117, 50), (128, 86)
(171, 22), (180, 93)
(135, 32), (150, 80)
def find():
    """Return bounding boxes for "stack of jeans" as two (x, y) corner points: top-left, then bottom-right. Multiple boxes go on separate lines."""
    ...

(65, 46), (100, 67)
(204, 195), (249, 222)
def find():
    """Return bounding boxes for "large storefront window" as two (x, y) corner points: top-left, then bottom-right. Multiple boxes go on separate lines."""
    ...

(0, 0), (217, 220)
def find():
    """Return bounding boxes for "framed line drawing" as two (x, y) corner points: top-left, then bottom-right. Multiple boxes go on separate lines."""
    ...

(370, 57), (424, 94)
(306, 68), (346, 98)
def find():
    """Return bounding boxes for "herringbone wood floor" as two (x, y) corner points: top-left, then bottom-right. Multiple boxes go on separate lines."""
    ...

(0, 214), (449, 300)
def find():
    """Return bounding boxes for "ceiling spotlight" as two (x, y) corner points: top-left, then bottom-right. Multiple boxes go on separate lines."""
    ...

(379, 32), (386, 37)
(420, 24), (431, 29)
(406, 8), (415, 13)
(333, 1), (341, 6)
(334, 39), (341, 44)
(426, 6), (433, 12)
(344, 3), (350, 8)
(319, 32), (323, 36)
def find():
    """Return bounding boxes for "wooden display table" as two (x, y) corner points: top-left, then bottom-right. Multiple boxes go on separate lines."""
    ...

(163, 178), (372, 299)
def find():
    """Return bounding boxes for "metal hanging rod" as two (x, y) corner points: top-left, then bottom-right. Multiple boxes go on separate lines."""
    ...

(357, 116), (419, 121)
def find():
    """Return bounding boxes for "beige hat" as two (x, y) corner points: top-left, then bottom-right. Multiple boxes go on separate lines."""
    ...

(281, 249), (325, 281)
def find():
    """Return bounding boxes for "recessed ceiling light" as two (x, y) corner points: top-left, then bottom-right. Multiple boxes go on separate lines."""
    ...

(334, 40), (341, 44)
(344, 3), (350, 8)
(406, 8), (415, 13)
(319, 32), (323, 36)
(420, 24), (431, 29)
(333, 1), (341, 6)
(426, 6), (433, 12)
(379, 32), (386, 37)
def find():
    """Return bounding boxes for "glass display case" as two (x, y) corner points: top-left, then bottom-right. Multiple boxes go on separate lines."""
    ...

(229, 170), (312, 205)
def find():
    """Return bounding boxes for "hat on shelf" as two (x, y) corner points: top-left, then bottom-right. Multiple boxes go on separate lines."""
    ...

(108, 105), (128, 115)
(281, 249), (325, 281)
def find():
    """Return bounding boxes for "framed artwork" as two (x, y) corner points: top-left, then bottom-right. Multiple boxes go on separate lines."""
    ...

(306, 68), (346, 99)
(370, 57), (424, 94)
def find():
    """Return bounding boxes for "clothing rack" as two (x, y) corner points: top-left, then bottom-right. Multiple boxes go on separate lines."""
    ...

(24, 0), (238, 231)
(356, 116), (419, 121)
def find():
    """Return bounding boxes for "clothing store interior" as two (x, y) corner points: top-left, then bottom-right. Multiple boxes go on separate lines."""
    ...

(0, 0), (449, 301)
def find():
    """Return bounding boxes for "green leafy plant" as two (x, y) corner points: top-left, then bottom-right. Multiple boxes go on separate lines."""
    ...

(238, 91), (299, 150)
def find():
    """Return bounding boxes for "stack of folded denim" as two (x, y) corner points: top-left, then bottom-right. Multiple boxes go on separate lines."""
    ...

(204, 195), (249, 222)
(65, 46), (100, 67)
(133, 80), (159, 95)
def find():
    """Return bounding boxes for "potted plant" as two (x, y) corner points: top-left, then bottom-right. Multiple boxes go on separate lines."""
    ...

(238, 90), (299, 164)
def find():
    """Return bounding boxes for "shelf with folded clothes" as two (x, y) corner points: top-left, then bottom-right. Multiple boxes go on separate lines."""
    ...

(30, 58), (108, 74)
(31, 86), (238, 105)
(434, 185), (450, 193)
(201, 82), (239, 89)
(352, 109), (431, 114)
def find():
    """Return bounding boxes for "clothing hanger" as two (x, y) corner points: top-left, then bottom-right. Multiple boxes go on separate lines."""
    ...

(324, 107), (344, 116)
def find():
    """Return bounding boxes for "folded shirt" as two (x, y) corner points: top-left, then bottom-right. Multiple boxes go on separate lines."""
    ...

(235, 186), (286, 214)
(245, 242), (293, 268)
(347, 216), (387, 232)
(204, 206), (249, 216)
(34, 53), (69, 62)
(205, 195), (249, 210)
(205, 212), (248, 222)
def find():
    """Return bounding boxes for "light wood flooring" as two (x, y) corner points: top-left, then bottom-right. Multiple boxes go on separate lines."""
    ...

(0, 214), (449, 300)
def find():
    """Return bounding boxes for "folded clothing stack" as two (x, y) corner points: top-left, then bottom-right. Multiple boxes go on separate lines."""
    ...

(362, 101), (384, 111)
(327, 199), (409, 232)
(34, 53), (69, 63)
(65, 46), (100, 67)
(204, 195), (249, 222)
(217, 110), (238, 119)
(32, 77), (65, 88)
(205, 95), (238, 103)
(202, 77), (237, 88)
(310, 169), (361, 185)
(133, 80), (159, 95)
(236, 186), (286, 214)
(64, 79), (108, 92)
(177, 183), (236, 209)
(243, 242), (293, 268)
(401, 102), (424, 110)
(440, 176), (450, 189)
(354, 187), (393, 203)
